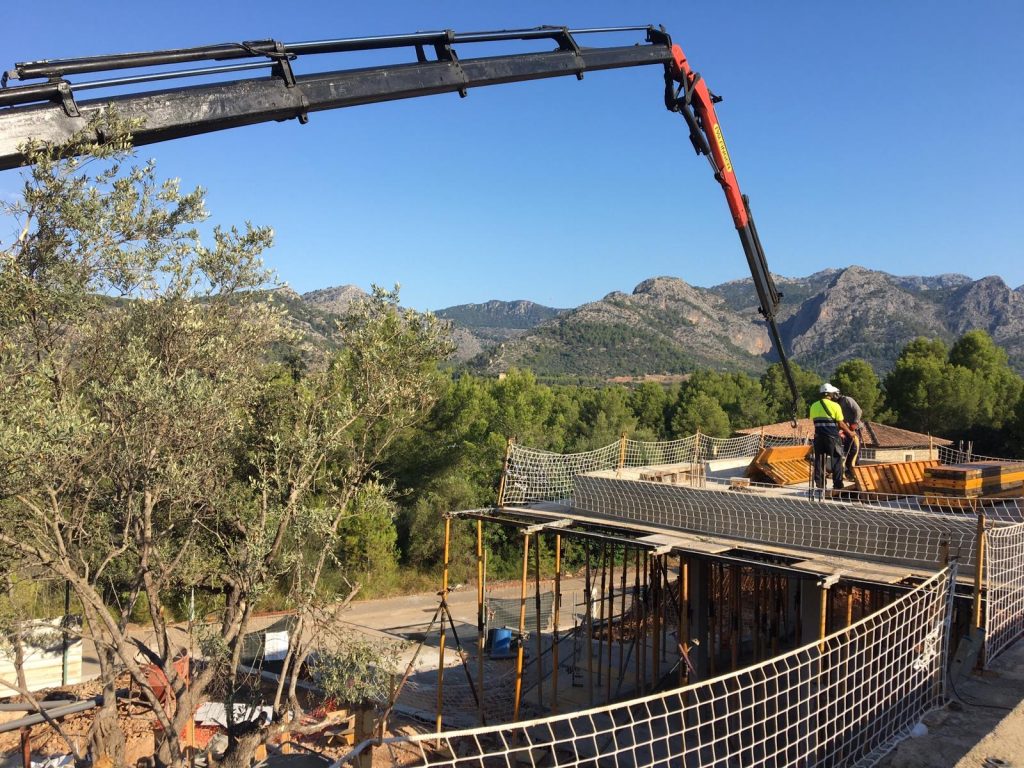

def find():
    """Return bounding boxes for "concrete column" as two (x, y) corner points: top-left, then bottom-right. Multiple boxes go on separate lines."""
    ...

(799, 578), (824, 646)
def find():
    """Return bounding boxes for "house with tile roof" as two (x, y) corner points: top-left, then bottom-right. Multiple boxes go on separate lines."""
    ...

(735, 420), (952, 462)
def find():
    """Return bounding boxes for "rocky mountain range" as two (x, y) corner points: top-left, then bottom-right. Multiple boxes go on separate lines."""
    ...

(280, 268), (1024, 378)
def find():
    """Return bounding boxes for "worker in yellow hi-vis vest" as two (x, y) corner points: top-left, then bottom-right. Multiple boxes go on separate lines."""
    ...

(810, 383), (856, 490)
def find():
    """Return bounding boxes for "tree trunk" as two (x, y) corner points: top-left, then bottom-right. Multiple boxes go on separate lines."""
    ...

(89, 679), (125, 768)
(217, 728), (264, 768)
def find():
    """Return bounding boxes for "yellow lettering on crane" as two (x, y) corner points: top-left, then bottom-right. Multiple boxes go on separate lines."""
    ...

(712, 123), (733, 174)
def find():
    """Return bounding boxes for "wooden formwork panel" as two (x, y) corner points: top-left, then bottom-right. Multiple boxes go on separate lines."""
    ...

(851, 460), (938, 494)
(746, 445), (811, 485)
(924, 461), (1024, 497)
(922, 480), (1024, 497)
(923, 486), (1024, 509)
(761, 459), (812, 485)
(926, 462), (1024, 482)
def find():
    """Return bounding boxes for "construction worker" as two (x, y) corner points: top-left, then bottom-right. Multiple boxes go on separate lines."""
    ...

(810, 383), (855, 490)
(837, 392), (864, 481)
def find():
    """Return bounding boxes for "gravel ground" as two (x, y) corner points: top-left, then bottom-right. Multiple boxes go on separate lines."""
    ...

(880, 638), (1024, 768)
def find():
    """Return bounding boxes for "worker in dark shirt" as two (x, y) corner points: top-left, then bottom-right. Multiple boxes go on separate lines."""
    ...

(837, 393), (863, 481)
(809, 383), (856, 490)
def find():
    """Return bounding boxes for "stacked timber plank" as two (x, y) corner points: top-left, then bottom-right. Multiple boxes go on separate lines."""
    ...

(922, 462), (1024, 498)
(851, 460), (937, 495)
(639, 463), (702, 484)
(745, 445), (811, 485)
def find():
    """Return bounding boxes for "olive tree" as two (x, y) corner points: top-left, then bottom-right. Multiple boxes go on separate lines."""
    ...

(0, 121), (452, 768)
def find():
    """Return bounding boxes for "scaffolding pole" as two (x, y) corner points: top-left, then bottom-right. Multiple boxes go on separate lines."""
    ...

(435, 516), (451, 733)
(513, 531), (531, 722)
(551, 533), (561, 714)
(534, 532), (543, 708)
(476, 520), (485, 726)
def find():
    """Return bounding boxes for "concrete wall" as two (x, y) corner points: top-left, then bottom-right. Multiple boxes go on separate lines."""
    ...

(0, 619), (82, 695)
(862, 448), (939, 463)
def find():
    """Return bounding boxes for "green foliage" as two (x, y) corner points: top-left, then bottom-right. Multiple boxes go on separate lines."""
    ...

(0, 122), (455, 764)
(761, 362), (822, 421)
(884, 331), (1024, 437)
(670, 392), (731, 438)
(309, 634), (405, 708)
(830, 359), (883, 420)
(676, 371), (772, 431)
(628, 382), (672, 438)
(517, 320), (694, 376)
(948, 330), (1023, 428)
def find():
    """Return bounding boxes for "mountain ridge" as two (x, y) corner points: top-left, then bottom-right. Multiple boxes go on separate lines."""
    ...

(283, 268), (1024, 377)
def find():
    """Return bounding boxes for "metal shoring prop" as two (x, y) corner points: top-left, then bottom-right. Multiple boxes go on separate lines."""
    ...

(533, 531), (543, 709)
(618, 544), (628, 686)
(584, 541), (594, 706)
(475, 520), (485, 726)
(597, 542), (607, 689)
(753, 567), (762, 660)
(652, 553), (661, 683)
(435, 516), (451, 733)
(551, 533), (561, 715)
(731, 564), (741, 670)
(605, 545), (615, 703)
(635, 548), (643, 692)
(512, 529), (530, 722)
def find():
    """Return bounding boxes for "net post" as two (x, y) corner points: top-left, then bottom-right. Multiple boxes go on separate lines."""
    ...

(972, 513), (986, 655)
(818, 581), (828, 653)
(476, 519), (485, 726)
(617, 432), (627, 476)
(435, 515), (452, 733)
(513, 530), (530, 722)
(497, 437), (514, 507)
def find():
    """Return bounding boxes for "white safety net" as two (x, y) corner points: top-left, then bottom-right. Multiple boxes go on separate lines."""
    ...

(984, 521), (1024, 667)
(336, 568), (955, 768)
(623, 435), (700, 468)
(504, 443), (621, 505)
(824, 488), (1024, 525)
(936, 445), (1024, 466)
(504, 434), (805, 506)
(574, 474), (979, 571)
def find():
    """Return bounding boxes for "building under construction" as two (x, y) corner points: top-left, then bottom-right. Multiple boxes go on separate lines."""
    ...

(358, 430), (1024, 767)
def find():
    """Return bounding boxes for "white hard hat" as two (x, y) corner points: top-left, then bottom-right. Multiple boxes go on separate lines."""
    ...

(820, 383), (840, 395)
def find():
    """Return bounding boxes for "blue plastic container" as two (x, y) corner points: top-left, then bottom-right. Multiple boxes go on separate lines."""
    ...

(488, 627), (514, 658)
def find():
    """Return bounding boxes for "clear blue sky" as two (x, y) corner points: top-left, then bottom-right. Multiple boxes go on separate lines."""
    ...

(2, 1), (1021, 310)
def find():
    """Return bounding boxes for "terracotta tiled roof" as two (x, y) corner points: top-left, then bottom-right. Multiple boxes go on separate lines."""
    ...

(736, 419), (816, 441)
(860, 421), (952, 448)
(735, 420), (951, 448)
